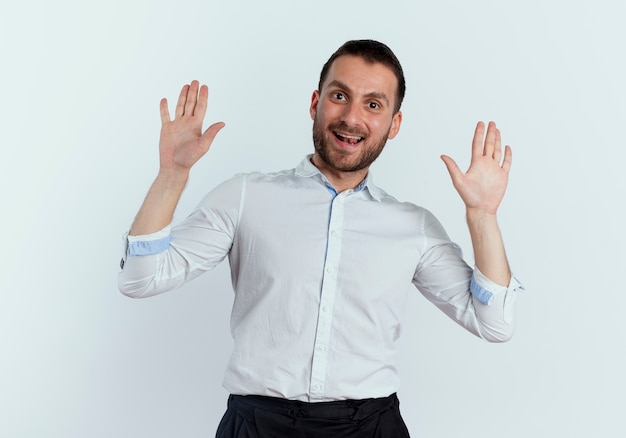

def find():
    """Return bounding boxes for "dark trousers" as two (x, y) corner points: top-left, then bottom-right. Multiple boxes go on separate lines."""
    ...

(215, 393), (411, 437)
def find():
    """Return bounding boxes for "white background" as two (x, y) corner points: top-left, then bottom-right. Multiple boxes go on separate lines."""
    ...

(1, 0), (625, 437)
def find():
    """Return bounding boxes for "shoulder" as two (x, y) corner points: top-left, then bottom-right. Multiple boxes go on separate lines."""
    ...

(241, 167), (297, 183)
(370, 184), (429, 215)
(369, 184), (447, 233)
(204, 167), (296, 192)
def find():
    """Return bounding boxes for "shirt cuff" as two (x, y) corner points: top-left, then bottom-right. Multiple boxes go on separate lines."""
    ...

(470, 268), (525, 305)
(127, 225), (172, 256)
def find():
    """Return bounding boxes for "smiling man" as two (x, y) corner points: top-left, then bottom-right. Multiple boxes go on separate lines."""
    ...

(118, 40), (523, 437)
(311, 54), (402, 190)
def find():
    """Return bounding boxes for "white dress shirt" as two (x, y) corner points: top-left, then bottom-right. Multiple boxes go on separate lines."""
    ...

(118, 156), (523, 402)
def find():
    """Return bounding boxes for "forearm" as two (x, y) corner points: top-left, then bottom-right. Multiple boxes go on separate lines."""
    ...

(466, 208), (510, 286)
(129, 168), (190, 236)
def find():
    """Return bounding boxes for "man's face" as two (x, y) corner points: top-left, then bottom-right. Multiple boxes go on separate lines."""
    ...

(310, 55), (402, 175)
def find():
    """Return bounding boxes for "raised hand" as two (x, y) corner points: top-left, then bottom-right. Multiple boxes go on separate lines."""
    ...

(159, 80), (225, 172)
(128, 82), (225, 236)
(440, 121), (512, 215)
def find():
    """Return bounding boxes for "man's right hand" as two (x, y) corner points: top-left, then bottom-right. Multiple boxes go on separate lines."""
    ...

(159, 80), (225, 172)
(128, 81), (225, 236)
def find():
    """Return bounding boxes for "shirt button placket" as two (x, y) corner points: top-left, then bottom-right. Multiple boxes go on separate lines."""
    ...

(309, 193), (345, 400)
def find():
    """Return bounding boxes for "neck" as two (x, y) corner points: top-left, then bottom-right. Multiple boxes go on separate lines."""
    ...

(310, 154), (369, 193)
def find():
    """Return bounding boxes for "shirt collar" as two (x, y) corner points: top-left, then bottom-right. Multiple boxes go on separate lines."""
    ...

(295, 155), (383, 202)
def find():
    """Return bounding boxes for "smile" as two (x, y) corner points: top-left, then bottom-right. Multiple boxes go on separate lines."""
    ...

(334, 132), (364, 145)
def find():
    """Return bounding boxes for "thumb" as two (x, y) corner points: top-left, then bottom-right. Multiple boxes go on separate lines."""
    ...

(200, 122), (226, 149)
(440, 155), (462, 184)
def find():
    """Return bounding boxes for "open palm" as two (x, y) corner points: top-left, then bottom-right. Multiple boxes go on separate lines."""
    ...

(441, 121), (512, 215)
(159, 80), (225, 171)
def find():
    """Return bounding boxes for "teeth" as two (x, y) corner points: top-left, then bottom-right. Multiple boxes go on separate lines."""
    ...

(337, 133), (363, 141)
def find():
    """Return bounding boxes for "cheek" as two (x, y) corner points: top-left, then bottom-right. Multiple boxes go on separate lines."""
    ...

(314, 106), (334, 126)
(369, 119), (390, 136)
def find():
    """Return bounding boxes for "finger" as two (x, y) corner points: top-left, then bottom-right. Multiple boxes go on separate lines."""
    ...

(493, 128), (502, 164)
(175, 84), (190, 118)
(501, 145), (513, 173)
(471, 121), (485, 160)
(484, 121), (497, 158)
(440, 155), (463, 186)
(159, 98), (171, 125)
(184, 80), (199, 117)
(193, 84), (209, 120)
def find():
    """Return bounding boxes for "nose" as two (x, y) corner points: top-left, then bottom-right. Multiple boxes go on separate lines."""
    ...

(339, 101), (364, 128)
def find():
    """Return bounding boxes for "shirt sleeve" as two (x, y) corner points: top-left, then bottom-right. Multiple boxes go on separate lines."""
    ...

(127, 226), (172, 256)
(118, 174), (245, 298)
(470, 267), (525, 339)
(412, 209), (525, 342)
(470, 267), (524, 306)
(118, 225), (172, 271)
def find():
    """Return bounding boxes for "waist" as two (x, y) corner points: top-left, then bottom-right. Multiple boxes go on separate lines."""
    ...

(223, 345), (400, 401)
(228, 393), (399, 420)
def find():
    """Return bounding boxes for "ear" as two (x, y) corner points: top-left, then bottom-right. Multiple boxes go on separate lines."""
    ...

(387, 111), (403, 139)
(309, 90), (320, 120)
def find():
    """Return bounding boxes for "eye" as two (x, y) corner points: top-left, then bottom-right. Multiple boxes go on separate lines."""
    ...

(332, 92), (346, 101)
(368, 102), (380, 109)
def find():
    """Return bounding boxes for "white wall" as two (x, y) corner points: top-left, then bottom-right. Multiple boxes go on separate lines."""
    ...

(1, 0), (625, 437)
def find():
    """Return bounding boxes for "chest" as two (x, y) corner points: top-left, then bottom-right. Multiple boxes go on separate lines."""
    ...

(233, 185), (424, 285)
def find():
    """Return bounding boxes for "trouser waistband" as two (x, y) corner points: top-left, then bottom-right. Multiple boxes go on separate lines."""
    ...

(227, 393), (398, 422)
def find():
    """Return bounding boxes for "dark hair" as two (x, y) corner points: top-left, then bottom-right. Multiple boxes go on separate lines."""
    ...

(318, 39), (406, 113)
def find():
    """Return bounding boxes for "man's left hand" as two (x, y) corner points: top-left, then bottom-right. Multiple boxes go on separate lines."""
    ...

(441, 121), (512, 215)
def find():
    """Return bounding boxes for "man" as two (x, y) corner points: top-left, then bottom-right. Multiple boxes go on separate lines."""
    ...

(119, 40), (523, 437)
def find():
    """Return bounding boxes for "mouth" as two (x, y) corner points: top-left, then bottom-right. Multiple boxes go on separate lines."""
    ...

(333, 131), (364, 146)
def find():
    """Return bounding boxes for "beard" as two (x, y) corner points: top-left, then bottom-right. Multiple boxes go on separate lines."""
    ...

(312, 116), (390, 173)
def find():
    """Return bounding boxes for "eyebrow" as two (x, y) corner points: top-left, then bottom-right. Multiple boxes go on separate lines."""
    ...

(326, 79), (390, 107)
